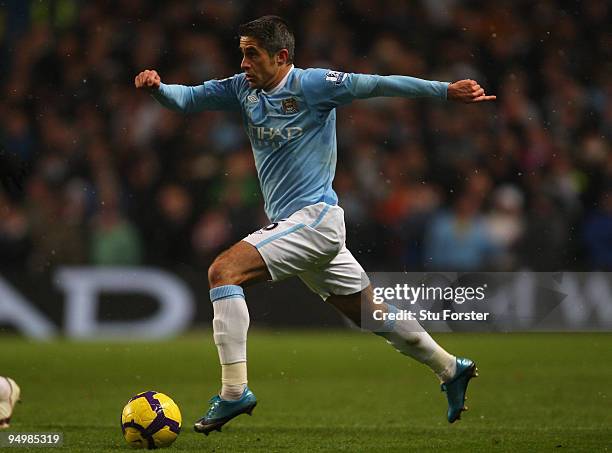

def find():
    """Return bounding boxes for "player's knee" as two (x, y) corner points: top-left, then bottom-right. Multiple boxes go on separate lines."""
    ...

(208, 258), (241, 288)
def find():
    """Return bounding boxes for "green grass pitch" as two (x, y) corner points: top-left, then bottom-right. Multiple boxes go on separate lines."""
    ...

(1, 331), (611, 452)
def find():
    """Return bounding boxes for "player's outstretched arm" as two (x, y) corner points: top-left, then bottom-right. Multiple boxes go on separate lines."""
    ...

(134, 69), (240, 113)
(353, 74), (496, 102)
(303, 70), (494, 111)
(135, 69), (205, 113)
(352, 74), (450, 100)
(447, 79), (496, 103)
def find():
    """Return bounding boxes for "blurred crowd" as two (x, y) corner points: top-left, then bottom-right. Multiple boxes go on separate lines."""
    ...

(1, 0), (611, 275)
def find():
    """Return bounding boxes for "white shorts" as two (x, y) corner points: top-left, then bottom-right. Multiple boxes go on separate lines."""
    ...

(242, 202), (369, 300)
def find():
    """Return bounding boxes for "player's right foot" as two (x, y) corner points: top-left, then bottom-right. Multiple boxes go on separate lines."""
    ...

(193, 387), (257, 435)
(441, 357), (478, 423)
(0, 377), (21, 429)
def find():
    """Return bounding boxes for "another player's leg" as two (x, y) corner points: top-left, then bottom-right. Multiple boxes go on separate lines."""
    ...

(327, 287), (478, 423)
(194, 241), (268, 435)
(0, 376), (20, 429)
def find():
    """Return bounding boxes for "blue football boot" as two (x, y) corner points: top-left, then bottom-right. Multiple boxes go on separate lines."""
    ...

(194, 387), (257, 435)
(441, 357), (478, 423)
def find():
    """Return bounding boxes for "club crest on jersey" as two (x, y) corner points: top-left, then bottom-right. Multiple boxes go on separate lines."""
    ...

(247, 93), (259, 103)
(281, 98), (299, 114)
(325, 70), (347, 85)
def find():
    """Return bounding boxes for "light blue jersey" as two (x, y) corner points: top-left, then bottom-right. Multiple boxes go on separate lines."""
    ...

(153, 67), (448, 221)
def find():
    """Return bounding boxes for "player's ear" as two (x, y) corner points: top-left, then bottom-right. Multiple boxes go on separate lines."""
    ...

(276, 49), (289, 66)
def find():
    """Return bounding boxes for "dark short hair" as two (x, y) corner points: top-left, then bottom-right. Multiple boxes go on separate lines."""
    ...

(238, 15), (295, 64)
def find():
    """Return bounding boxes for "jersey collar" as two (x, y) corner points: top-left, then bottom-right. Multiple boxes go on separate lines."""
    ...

(263, 65), (294, 95)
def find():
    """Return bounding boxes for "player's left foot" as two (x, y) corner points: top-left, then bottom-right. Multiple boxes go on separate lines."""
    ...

(441, 357), (478, 423)
(0, 377), (21, 429)
(193, 387), (257, 435)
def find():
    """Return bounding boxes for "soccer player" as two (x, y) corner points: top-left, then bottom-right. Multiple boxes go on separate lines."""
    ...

(0, 376), (20, 429)
(135, 15), (495, 434)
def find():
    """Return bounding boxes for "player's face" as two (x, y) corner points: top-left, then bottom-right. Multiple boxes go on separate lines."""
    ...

(239, 36), (281, 90)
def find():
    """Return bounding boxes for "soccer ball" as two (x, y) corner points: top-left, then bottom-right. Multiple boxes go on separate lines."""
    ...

(121, 391), (182, 449)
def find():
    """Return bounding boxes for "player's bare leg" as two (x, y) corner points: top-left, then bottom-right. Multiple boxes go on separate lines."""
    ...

(194, 241), (269, 435)
(208, 241), (271, 289)
(327, 287), (478, 423)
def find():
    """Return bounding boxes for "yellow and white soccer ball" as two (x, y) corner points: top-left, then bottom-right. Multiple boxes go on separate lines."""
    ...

(121, 391), (182, 449)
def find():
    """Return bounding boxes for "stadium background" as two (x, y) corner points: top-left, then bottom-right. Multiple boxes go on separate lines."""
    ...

(1, 0), (611, 277)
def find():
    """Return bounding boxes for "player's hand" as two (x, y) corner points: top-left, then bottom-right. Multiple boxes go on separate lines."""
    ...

(134, 69), (161, 91)
(447, 79), (496, 103)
